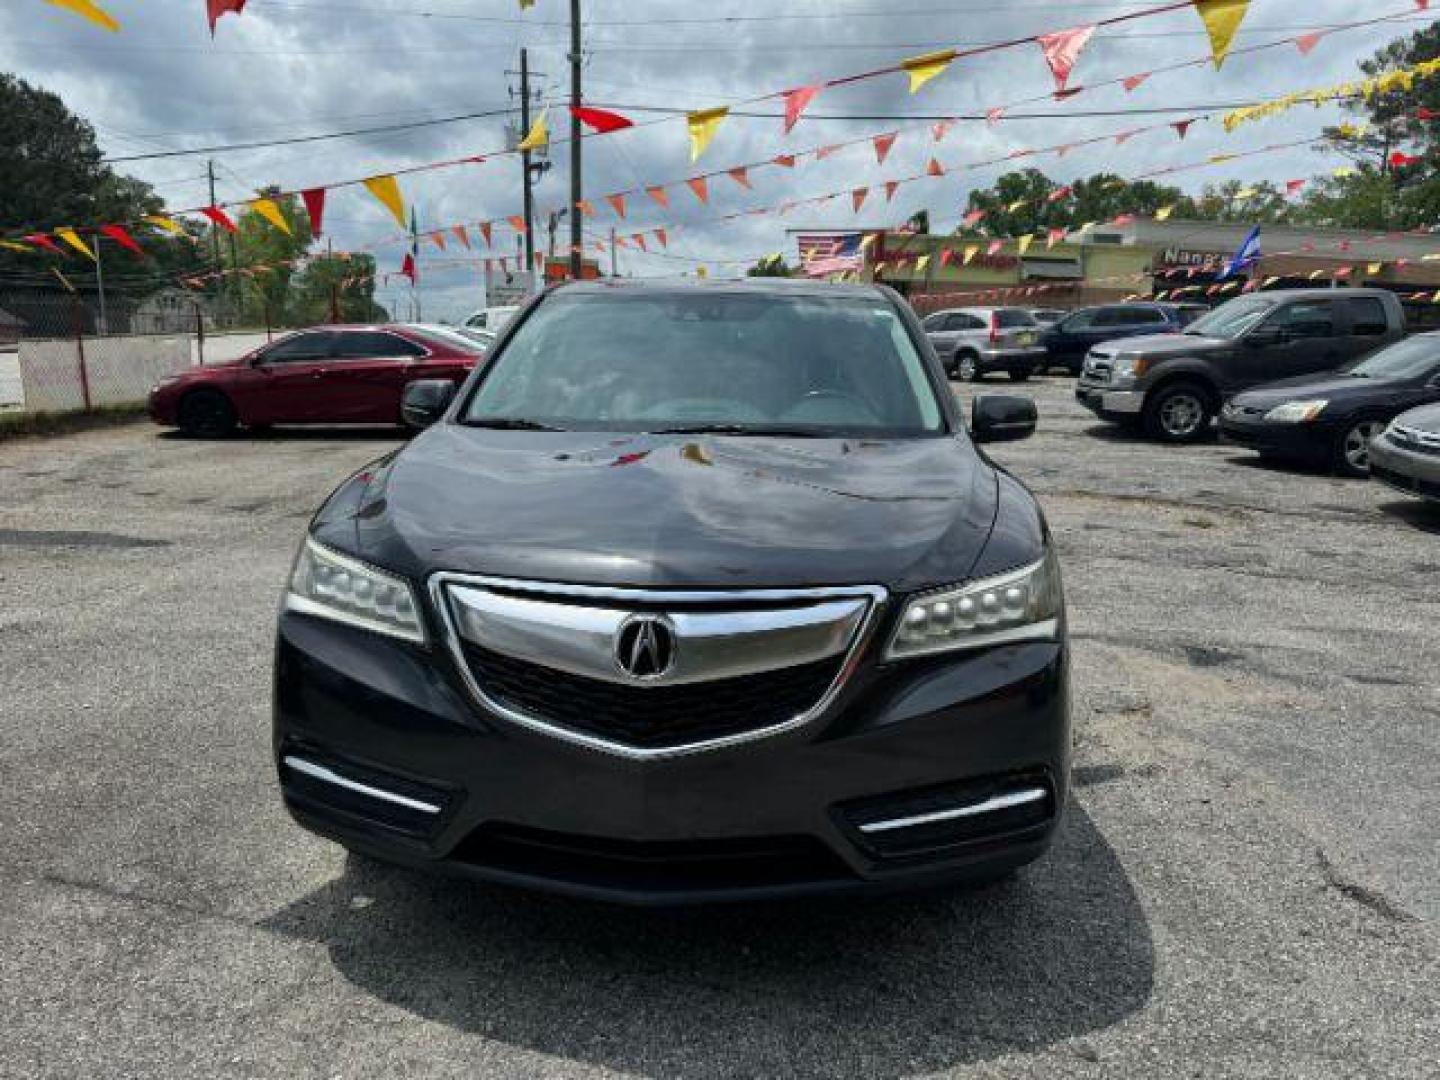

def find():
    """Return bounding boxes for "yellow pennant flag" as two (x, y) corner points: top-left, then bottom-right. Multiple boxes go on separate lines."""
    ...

(695, 265), (709, 279)
(915, 254), (932, 274)
(363, 175), (407, 228)
(1333, 166), (1356, 179)
(1016, 234), (1034, 255)
(1006, 199), (1028, 213)
(144, 214), (185, 235)
(1155, 204), (1175, 221)
(1234, 186), (1258, 199)
(860, 234), (878, 251)
(902, 50), (957, 94)
(0, 240), (32, 253)
(687, 107), (729, 161)
(516, 111), (548, 152)
(963, 244), (979, 265)
(1367, 262), (1383, 275)
(250, 198), (293, 236)
(55, 227), (97, 261)
(46, 0), (120, 32)
(1195, 0), (1250, 69)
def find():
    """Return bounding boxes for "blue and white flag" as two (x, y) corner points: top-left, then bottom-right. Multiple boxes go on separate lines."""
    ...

(1218, 225), (1261, 280)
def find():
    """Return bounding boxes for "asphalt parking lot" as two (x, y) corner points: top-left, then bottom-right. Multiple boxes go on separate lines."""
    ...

(1, 379), (1436, 1079)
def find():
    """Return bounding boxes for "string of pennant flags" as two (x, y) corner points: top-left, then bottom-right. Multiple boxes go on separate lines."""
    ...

(10, 4), (1436, 265)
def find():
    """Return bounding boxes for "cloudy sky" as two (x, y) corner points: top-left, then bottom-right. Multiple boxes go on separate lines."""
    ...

(3, 0), (1433, 319)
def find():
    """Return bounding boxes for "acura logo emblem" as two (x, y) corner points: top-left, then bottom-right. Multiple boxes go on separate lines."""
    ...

(614, 615), (676, 680)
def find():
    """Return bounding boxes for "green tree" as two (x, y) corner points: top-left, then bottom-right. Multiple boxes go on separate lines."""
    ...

(290, 254), (388, 325)
(960, 170), (1192, 236)
(1187, 180), (1291, 223)
(218, 188), (313, 325)
(746, 254), (792, 277)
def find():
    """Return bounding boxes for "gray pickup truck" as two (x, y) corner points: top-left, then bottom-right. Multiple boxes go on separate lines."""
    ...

(1075, 288), (1405, 442)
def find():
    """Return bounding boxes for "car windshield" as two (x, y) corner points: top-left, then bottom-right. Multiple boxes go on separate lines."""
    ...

(1344, 335), (1440, 379)
(1184, 297), (1274, 339)
(463, 289), (946, 436)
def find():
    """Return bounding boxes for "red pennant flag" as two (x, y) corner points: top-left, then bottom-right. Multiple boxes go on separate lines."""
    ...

(816, 145), (840, 160)
(939, 249), (955, 268)
(1037, 24), (1095, 93)
(429, 230), (447, 252)
(23, 233), (64, 255)
(728, 167), (752, 190)
(453, 225), (471, 249)
(647, 185), (670, 207)
(1047, 226), (1068, 247)
(1046, 185), (1072, 203)
(507, 215), (525, 231)
(927, 158), (944, 176)
(962, 209), (985, 227)
(1417, 107), (1438, 120)
(986, 106), (1006, 125)
(1294, 31), (1325, 55)
(885, 181), (900, 202)
(1122, 72), (1151, 92)
(873, 133), (897, 164)
(1285, 178), (1307, 195)
(1334, 265), (1353, 278)
(606, 193), (627, 218)
(772, 154), (797, 168)
(852, 188), (868, 213)
(400, 252), (417, 282)
(479, 221), (493, 247)
(1111, 214), (1136, 225)
(301, 187), (326, 238)
(986, 239), (1003, 256)
(201, 206), (238, 233)
(99, 224), (145, 257)
(654, 228), (668, 249)
(1390, 150), (1422, 168)
(783, 85), (823, 132)
(207, 0), (246, 35)
(634, 233), (648, 253)
(932, 119), (955, 142)
(570, 105), (633, 133)
(687, 177), (709, 203)
(1172, 119), (1195, 139)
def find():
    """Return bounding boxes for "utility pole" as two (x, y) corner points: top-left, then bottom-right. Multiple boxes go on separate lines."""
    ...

(568, 0), (583, 279)
(409, 208), (422, 321)
(94, 233), (108, 335)
(518, 49), (537, 269)
(547, 208), (567, 260)
(207, 160), (223, 319)
(609, 226), (617, 278)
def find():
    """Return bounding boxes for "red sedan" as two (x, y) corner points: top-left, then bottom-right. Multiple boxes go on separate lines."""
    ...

(148, 323), (487, 437)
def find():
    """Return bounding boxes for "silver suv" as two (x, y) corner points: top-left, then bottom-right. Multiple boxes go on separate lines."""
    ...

(922, 307), (1047, 382)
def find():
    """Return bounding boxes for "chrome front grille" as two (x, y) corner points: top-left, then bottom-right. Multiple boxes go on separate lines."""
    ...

(1081, 351), (1112, 384)
(1389, 424), (1440, 457)
(431, 575), (887, 758)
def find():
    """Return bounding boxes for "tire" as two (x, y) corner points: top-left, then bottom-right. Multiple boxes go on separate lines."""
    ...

(956, 353), (982, 382)
(1008, 368), (1031, 383)
(177, 389), (237, 438)
(1143, 381), (1212, 443)
(1332, 418), (1387, 478)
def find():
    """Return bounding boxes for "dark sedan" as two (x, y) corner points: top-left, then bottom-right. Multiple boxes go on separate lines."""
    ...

(1219, 333), (1440, 476)
(148, 323), (485, 437)
(274, 279), (1070, 905)
(1041, 302), (1206, 375)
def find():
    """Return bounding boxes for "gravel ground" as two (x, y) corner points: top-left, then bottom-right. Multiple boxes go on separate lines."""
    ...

(1, 380), (1436, 1079)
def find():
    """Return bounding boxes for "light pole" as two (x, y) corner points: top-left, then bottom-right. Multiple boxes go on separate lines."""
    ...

(568, 0), (583, 279)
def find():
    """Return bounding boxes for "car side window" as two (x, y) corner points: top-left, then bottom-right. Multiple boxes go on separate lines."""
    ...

(258, 332), (334, 364)
(1093, 309), (1129, 328)
(922, 313), (946, 330)
(1346, 298), (1389, 337)
(1266, 302), (1337, 340)
(332, 332), (427, 360)
(953, 314), (985, 330)
(1061, 310), (1099, 331)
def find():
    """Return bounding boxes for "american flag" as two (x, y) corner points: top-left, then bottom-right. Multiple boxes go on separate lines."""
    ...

(796, 233), (865, 278)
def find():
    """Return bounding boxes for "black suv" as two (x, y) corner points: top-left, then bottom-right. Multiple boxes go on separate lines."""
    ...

(274, 280), (1070, 905)
(1075, 288), (1404, 441)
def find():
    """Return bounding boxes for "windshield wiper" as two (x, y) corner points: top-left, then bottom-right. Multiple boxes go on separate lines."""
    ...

(461, 417), (564, 431)
(648, 424), (824, 437)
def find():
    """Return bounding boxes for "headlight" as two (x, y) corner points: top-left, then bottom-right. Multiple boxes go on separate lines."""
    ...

(1109, 355), (1152, 383)
(1263, 399), (1328, 423)
(885, 548), (1063, 660)
(284, 537), (425, 644)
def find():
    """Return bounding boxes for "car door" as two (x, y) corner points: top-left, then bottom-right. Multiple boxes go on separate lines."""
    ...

(1255, 300), (1344, 381)
(246, 331), (339, 423)
(923, 312), (961, 356)
(321, 330), (432, 422)
(1048, 309), (1101, 364)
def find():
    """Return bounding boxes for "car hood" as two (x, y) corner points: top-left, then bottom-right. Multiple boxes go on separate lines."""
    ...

(1229, 372), (1395, 409)
(1090, 333), (1225, 357)
(330, 425), (1001, 592)
(1394, 401), (1440, 433)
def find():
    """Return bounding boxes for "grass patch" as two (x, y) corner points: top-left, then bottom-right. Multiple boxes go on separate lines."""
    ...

(0, 404), (149, 442)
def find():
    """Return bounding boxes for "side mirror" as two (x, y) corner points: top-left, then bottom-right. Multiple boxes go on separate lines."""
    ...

(971, 394), (1037, 444)
(401, 378), (457, 429)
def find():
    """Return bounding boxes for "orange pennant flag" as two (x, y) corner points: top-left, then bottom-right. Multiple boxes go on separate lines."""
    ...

(873, 132), (898, 164)
(362, 175), (407, 228)
(46, 0), (120, 31)
(479, 221), (493, 247)
(453, 225), (471, 249)
(687, 177), (709, 204)
(852, 188), (868, 213)
(885, 181), (900, 202)
(429, 231), (447, 251)
(728, 167), (752, 190)
(654, 228), (668, 249)
(647, 185), (670, 208)
(772, 154), (797, 168)
(577, 200), (596, 217)
(507, 215), (525, 231)
(927, 158), (945, 177)
(606, 193), (627, 218)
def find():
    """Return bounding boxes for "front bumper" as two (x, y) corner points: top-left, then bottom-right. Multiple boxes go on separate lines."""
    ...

(1369, 432), (1440, 502)
(274, 608), (1070, 905)
(977, 346), (1047, 371)
(1075, 384), (1145, 419)
(1218, 414), (1332, 462)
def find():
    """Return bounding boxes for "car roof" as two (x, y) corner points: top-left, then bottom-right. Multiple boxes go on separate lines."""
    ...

(551, 277), (886, 300)
(1239, 288), (1396, 302)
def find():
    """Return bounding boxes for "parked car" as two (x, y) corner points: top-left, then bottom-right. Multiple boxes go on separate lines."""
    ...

(1219, 332), (1440, 476)
(462, 305), (521, 332)
(1369, 402), (1440, 503)
(1075, 288), (1405, 442)
(275, 279), (1070, 904)
(1041, 302), (1207, 375)
(148, 324), (485, 437)
(1029, 308), (1066, 325)
(409, 322), (497, 351)
(922, 306), (1047, 381)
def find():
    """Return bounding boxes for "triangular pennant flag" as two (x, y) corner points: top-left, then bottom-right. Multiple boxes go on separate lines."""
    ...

(647, 185), (670, 208)
(1155, 204), (1175, 221)
(479, 221), (493, 247)
(362, 175), (406, 228)
(654, 228), (668, 249)
(901, 49), (957, 94)
(55, 227), (96, 261)
(939, 249), (955, 268)
(250, 198), (292, 236)
(986, 106), (1006, 125)
(46, 0), (120, 32)
(927, 158), (944, 177)
(301, 188), (325, 238)
(986, 239), (1003, 256)
(728, 167), (752, 190)
(0, 240), (33, 253)
(453, 225), (471, 249)
(932, 120), (955, 143)
(687, 176), (710, 203)
(885, 181), (900, 202)
(1390, 151), (1422, 168)
(1195, 0), (1250, 68)
(1046, 185), (1072, 203)
(783, 85), (824, 132)
(1122, 72), (1151, 92)
(1368, 262), (1383, 275)
(1046, 227), (1067, 249)
(606, 193), (627, 218)
(201, 206), (238, 233)
(687, 107), (729, 161)
(873, 133), (898, 164)
(1294, 31), (1325, 55)
(516, 112), (548, 152)
(1017, 234), (1035, 255)
(99, 224), (145, 257)
(1115, 129), (1138, 145)
(852, 188), (868, 213)
(143, 214), (184, 236)
(1172, 119), (1196, 139)
(772, 154), (797, 169)
(507, 215), (526, 231)
(963, 244), (980, 265)
(915, 254), (931, 274)
(1285, 178), (1307, 195)
(962, 210), (985, 228)
(207, 0), (246, 34)
(1037, 25), (1096, 93)
(429, 231), (447, 252)
(628, 232), (645, 253)
(400, 252), (416, 282)
(570, 105), (633, 133)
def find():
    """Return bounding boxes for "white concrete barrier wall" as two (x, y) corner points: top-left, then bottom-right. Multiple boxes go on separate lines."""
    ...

(195, 331), (272, 367)
(0, 349), (21, 409)
(18, 335), (193, 412)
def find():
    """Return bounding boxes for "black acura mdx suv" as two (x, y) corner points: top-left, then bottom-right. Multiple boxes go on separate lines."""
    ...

(274, 280), (1070, 904)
